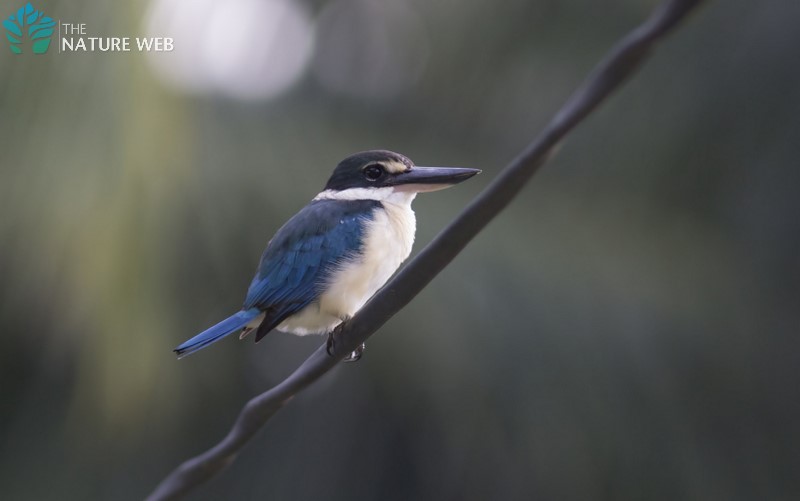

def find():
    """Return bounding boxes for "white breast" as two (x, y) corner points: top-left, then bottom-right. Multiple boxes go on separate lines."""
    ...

(277, 192), (417, 335)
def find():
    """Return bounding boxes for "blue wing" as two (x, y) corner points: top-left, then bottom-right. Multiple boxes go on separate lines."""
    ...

(243, 199), (380, 339)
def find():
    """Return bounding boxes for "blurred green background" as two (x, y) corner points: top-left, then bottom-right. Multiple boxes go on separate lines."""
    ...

(2, 0), (799, 499)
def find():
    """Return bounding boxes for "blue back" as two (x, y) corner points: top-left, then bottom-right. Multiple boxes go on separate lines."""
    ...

(243, 199), (381, 319)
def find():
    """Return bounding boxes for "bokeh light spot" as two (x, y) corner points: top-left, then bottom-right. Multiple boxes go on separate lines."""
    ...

(144, 0), (315, 100)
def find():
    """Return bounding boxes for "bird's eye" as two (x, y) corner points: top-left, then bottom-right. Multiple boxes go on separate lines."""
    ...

(364, 164), (384, 181)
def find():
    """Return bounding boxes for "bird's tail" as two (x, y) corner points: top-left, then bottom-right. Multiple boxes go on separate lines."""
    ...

(174, 308), (262, 358)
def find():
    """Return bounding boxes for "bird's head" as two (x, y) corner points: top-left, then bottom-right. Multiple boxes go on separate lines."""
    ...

(319, 150), (480, 201)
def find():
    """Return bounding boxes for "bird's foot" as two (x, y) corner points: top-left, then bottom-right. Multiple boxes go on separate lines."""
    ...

(326, 323), (363, 361)
(326, 322), (346, 357)
(326, 331), (336, 356)
(343, 343), (365, 363)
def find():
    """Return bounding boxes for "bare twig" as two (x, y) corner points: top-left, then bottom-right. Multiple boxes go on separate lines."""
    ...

(146, 1), (706, 499)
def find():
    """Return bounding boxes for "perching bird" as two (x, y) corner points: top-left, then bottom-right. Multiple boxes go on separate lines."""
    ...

(174, 150), (480, 360)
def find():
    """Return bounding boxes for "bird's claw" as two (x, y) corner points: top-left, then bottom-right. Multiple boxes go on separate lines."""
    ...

(326, 331), (336, 357)
(326, 323), (363, 361)
(326, 322), (346, 357)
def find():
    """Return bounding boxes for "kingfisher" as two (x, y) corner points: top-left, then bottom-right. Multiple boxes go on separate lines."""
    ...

(174, 150), (480, 361)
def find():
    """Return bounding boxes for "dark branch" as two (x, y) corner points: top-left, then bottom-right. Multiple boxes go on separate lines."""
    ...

(146, 1), (706, 499)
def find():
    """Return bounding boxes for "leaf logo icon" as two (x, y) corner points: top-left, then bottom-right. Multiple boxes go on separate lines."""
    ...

(3, 2), (55, 54)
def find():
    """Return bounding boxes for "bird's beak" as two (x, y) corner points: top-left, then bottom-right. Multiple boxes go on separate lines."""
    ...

(392, 166), (481, 193)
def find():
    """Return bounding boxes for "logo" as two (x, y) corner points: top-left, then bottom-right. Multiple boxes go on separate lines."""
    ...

(3, 2), (54, 54)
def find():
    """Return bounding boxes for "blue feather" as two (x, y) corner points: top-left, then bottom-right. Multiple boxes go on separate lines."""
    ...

(174, 308), (261, 358)
(243, 199), (379, 312)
